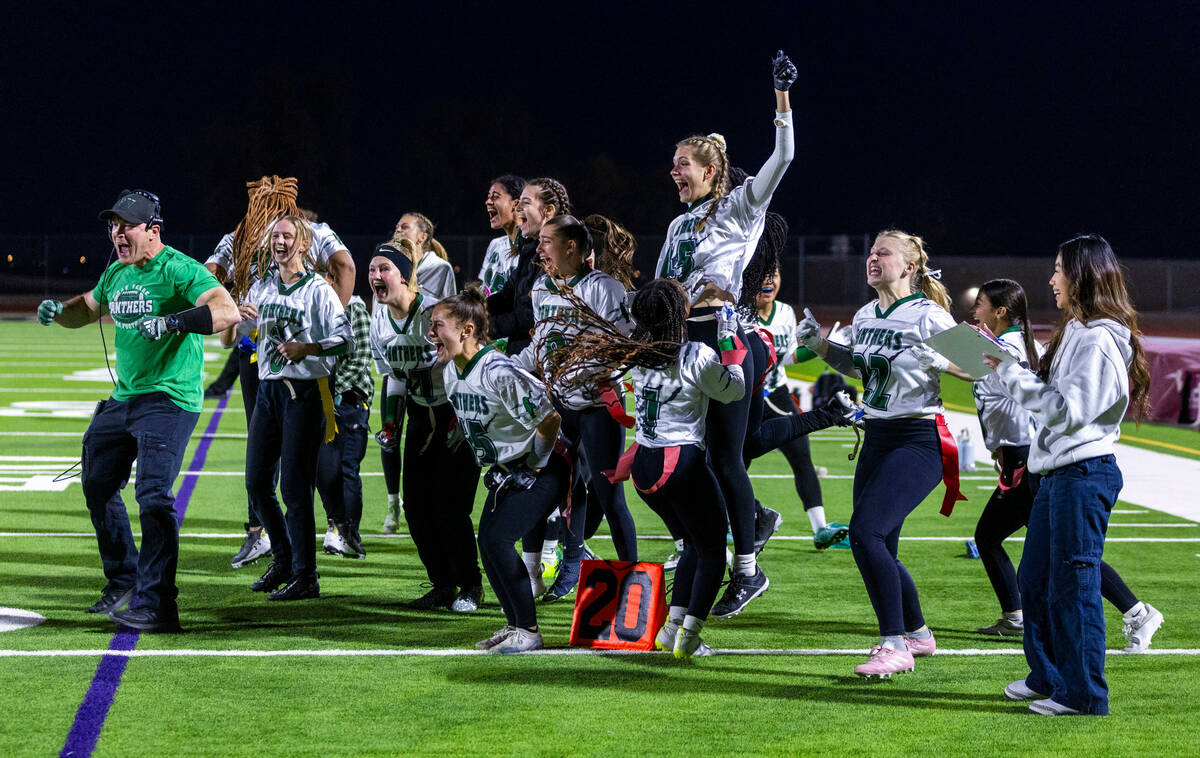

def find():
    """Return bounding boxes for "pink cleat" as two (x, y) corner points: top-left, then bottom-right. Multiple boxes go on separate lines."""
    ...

(903, 632), (937, 657)
(854, 645), (915, 678)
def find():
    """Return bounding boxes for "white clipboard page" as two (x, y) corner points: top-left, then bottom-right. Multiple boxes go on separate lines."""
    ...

(923, 322), (1015, 380)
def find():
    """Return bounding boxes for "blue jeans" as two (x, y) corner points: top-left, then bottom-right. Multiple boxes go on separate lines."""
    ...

(81, 393), (199, 612)
(316, 398), (369, 527)
(1019, 454), (1122, 715)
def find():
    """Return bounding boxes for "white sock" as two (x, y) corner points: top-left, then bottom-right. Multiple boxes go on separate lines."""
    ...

(682, 614), (705, 635)
(668, 605), (686, 626)
(906, 625), (932, 640)
(387, 492), (401, 507)
(807, 506), (827, 532)
(522, 552), (540, 577)
(881, 635), (908, 652)
(733, 553), (756, 577)
(1004, 610), (1024, 623)
(1123, 601), (1146, 621)
(541, 539), (558, 562)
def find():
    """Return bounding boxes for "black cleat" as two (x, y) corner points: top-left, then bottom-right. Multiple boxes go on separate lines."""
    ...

(109, 606), (181, 633)
(753, 506), (783, 555)
(87, 586), (135, 615)
(268, 572), (320, 601)
(711, 567), (770, 619)
(406, 586), (456, 610)
(250, 562), (291, 593)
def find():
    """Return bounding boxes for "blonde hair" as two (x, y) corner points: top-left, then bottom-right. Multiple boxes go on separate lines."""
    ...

(675, 132), (729, 232)
(391, 237), (421, 294)
(401, 212), (448, 261)
(876, 229), (951, 311)
(270, 214), (315, 272)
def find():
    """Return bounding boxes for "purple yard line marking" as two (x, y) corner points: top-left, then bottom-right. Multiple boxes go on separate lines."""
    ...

(60, 394), (228, 758)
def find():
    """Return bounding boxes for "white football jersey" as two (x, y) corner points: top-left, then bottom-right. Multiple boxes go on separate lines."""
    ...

(627, 341), (746, 448)
(442, 346), (556, 467)
(973, 327), (1043, 450)
(757, 301), (799, 393)
(416, 250), (457, 300)
(370, 294), (446, 407)
(515, 268), (634, 410)
(206, 223), (348, 275)
(849, 293), (957, 419)
(655, 178), (775, 305)
(478, 236), (520, 295)
(247, 271), (352, 381)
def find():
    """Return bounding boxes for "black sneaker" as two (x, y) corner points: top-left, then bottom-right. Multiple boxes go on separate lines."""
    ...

(342, 526), (366, 560)
(250, 562), (291, 593)
(231, 524), (272, 569)
(753, 506), (783, 555)
(407, 586), (456, 610)
(268, 572), (320, 601)
(87, 586), (135, 615)
(542, 558), (581, 603)
(711, 567), (770, 619)
(450, 585), (484, 612)
(109, 606), (181, 633)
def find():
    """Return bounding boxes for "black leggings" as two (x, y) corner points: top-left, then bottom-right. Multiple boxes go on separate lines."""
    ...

(633, 444), (727, 620)
(403, 402), (482, 589)
(753, 386), (824, 511)
(379, 375), (406, 496)
(478, 455), (571, 629)
(975, 446), (1138, 614)
(555, 405), (637, 562)
(687, 309), (756, 556)
(238, 350), (277, 530)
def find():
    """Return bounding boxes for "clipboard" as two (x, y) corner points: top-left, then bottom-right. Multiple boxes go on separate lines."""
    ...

(923, 322), (1015, 380)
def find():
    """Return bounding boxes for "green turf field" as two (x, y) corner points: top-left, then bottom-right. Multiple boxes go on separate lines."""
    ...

(1, 320), (1197, 757)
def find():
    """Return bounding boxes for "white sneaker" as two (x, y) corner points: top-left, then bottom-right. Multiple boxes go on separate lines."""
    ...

(673, 629), (715, 660)
(475, 626), (515, 650)
(382, 500), (402, 534)
(494, 627), (543, 654)
(655, 619), (680, 652)
(1029, 698), (1080, 716)
(1004, 679), (1047, 701)
(1122, 604), (1164, 653)
(322, 521), (348, 556)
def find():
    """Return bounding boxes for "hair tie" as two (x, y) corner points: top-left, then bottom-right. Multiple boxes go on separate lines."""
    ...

(925, 268), (943, 281)
(707, 133), (727, 152)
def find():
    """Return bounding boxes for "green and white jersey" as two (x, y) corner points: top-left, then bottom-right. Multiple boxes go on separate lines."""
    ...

(757, 301), (799, 393)
(443, 346), (555, 467)
(247, 270), (351, 381)
(972, 328), (1042, 450)
(655, 182), (774, 305)
(850, 293), (956, 419)
(369, 294), (446, 407)
(515, 268), (633, 411)
(416, 250), (457, 301)
(206, 222), (348, 275)
(478, 235), (520, 295)
(628, 341), (746, 449)
(94, 245), (222, 413)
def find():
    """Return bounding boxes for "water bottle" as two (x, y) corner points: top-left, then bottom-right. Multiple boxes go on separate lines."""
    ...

(958, 428), (976, 472)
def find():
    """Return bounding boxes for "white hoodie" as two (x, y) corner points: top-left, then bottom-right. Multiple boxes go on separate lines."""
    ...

(993, 318), (1133, 474)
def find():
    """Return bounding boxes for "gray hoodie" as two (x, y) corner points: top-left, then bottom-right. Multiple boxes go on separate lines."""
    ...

(993, 318), (1132, 474)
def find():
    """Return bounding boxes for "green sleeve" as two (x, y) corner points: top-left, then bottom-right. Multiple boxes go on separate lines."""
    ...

(794, 346), (817, 363)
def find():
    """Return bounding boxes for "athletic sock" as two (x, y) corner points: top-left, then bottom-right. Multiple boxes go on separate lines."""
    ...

(682, 614), (705, 635)
(881, 635), (908, 652)
(733, 553), (756, 577)
(1123, 601), (1147, 621)
(807, 506), (827, 532)
(906, 625), (932, 640)
(1003, 610), (1023, 624)
(668, 605), (686, 626)
(387, 492), (401, 507)
(541, 539), (558, 563)
(522, 552), (540, 578)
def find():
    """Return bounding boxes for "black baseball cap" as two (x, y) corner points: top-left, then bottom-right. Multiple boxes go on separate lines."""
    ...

(98, 189), (163, 227)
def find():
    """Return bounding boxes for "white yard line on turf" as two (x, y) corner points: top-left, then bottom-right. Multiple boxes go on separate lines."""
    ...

(0, 646), (1196, 658)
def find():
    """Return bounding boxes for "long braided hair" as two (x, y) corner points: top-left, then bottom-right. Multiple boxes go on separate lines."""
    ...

(526, 178), (572, 219)
(230, 175), (300, 301)
(676, 133), (729, 232)
(542, 279), (689, 405)
(738, 210), (789, 318)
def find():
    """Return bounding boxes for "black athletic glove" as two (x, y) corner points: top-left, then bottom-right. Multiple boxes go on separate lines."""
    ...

(483, 465), (538, 494)
(772, 49), (798, 91)
(375, 421), (399, 452)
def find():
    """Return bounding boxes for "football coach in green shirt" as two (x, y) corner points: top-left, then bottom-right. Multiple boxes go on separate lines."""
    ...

(38, 189), (239, 632)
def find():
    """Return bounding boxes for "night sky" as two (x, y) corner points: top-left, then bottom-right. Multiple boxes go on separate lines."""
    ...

(3, 1), (1196, 259)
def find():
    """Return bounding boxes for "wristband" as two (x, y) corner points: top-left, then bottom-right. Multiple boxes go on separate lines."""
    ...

(164, 305), (214, 335)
